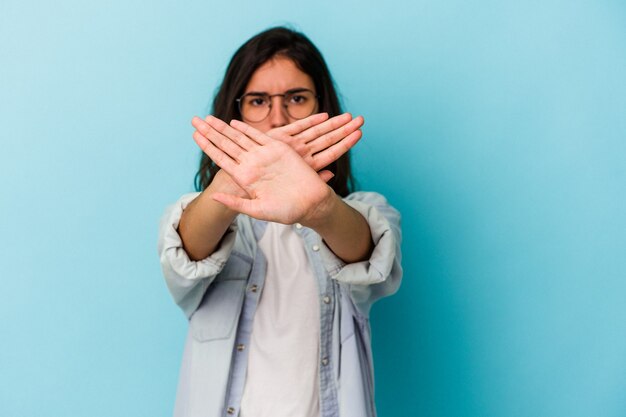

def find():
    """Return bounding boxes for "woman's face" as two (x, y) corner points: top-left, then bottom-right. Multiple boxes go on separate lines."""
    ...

(242, 56), (318, 133)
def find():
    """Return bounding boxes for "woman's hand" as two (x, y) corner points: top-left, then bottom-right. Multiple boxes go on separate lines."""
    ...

(263, 112), (364, 170)
(191, 113), (363, 200)
(191, 115), (363, 225)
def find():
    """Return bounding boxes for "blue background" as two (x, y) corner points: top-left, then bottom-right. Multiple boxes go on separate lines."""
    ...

(1, 1), (625, 416)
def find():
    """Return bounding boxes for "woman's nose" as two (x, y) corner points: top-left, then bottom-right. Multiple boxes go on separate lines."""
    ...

(268, 97), (289, 128)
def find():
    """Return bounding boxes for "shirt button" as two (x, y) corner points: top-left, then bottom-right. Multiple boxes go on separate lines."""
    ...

(237, 344), (245, 352)
(321, 357), (329, 366)
(312, 244), (320, 252)
(226, 406), (236, 415)
(250, 284), (258, 293)
(323, 295), (331, 304)
(295, 223), (303, 229)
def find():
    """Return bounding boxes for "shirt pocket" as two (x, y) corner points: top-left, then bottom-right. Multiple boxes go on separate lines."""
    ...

(189, 253), (251, 342)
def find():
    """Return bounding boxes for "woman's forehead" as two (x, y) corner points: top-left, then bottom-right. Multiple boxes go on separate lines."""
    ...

(244, 56), (315, 94)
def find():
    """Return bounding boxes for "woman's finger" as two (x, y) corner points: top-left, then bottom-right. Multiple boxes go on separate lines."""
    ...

(275, 112), (329, 136)
(298, 113), (353, 144)
(308, 115), (364, 155)
(211, 192), (261, 218)
(230, 119), (271, 145)
(192, 130), (238, 174)
(192, 117), (246, 162)
(318, 170), (335, 183)
(310, 129), (363, 171)
(204, 115), (260, 150)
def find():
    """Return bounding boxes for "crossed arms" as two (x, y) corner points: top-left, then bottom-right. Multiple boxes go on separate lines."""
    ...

(178, 113), (373, 264)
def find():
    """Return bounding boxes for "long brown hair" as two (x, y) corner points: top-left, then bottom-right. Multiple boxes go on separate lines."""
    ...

(194, 27), (354, 196)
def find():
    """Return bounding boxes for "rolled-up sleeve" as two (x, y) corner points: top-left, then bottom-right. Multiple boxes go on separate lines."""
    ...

(318, 191), (403, 315)
(158, 192), (237, 318)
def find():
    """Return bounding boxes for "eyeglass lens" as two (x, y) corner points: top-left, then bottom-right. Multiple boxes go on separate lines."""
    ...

(238, 90), (317, 122)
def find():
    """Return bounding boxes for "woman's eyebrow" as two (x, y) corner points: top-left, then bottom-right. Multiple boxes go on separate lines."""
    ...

(244, 87), (311, 95)
(284, 87), (310, 94)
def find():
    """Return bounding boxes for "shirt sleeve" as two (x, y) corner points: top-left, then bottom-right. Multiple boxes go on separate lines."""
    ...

(318, 191), (403, 315)
(157, 192), (237, 318)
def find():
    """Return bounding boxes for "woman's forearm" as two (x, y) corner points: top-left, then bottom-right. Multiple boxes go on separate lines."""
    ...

(303, 192), (374, 264)
(178, 172), (244, 261)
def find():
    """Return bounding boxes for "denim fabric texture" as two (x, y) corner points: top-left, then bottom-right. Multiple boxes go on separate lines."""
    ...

(158, 191), (402, 417)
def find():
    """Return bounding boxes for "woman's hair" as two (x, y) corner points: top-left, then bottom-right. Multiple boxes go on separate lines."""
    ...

(194, 26), (354, 196)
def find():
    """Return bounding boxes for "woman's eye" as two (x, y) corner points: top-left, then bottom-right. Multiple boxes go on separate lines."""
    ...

(248, 97), (268, 106)
(289, 95), (307, 105)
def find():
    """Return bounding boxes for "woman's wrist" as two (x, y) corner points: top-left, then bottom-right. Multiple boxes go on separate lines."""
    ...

(302, 192), (374, 263)
(211, 170), (249, 199)
(178, 175), (242, 261)
(301, 190), (341, 235)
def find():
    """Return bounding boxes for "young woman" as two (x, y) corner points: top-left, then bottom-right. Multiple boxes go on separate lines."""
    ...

(158, 27), (402, 417)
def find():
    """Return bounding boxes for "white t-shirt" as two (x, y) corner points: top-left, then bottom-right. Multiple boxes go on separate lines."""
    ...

(240, 222), (321, 417)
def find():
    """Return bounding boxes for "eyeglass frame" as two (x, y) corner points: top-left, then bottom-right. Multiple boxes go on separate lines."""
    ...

(235, 88), (319, 123)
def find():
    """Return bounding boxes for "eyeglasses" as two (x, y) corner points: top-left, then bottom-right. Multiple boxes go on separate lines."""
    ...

(236, 88), (318, 123)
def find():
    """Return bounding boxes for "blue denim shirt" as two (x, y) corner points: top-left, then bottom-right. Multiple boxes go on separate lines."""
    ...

(158, 191), (402, 417)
